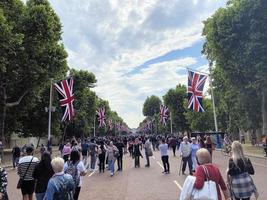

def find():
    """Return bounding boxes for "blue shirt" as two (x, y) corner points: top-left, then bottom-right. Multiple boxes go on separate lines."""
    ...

(45, 172), (75, 200)
(159, 143), (168, 156)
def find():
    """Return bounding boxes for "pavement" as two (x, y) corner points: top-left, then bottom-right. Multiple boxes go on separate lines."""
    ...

(6, 149), (267, 200)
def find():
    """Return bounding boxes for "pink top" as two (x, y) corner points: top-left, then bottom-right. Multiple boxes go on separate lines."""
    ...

(62, 145), (71, 156)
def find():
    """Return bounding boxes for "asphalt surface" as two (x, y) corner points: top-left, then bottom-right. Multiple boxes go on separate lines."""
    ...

(6, 150), (267, 200)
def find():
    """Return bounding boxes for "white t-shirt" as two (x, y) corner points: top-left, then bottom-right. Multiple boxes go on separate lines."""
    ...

(64, 161), (86, 187)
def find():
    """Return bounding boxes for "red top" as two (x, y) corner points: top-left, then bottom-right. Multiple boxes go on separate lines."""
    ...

(194, 164), (227, 200)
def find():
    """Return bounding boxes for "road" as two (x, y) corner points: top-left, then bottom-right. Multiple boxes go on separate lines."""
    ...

(6, 150), (267, 200)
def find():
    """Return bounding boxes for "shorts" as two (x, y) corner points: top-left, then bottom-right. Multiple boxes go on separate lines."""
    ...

(21, 180), (35, 195)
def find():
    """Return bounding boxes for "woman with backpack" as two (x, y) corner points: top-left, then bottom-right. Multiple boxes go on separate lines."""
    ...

(33, 152), (54, 200)
(227, 141), (259, 200)
(64, 149), (87, 200)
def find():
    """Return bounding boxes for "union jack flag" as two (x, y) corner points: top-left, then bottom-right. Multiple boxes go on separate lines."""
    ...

(188, 70), (207, 112)
(97, 107), (106, 127)
(54, 77), (75, 121)
(160, 105), (168, 126)
(108, 119), (113, 130)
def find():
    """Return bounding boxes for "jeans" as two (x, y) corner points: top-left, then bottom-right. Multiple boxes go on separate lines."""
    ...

(12, 156), (19, 168)
(182, 155), (193, 174)
(36, 192), (46, 200)
(161, 155), (170, 172)
(108, 160), (115, 174)
(145, 152), (150, 166)
(99, 154), (105, 173)
(117, 155), (123, 170)
(172, 146), (176, 156)
(134, 156), (140, 167)
(90, 154), (96, 169)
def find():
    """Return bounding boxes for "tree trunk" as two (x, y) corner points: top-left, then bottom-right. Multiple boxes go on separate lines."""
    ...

(262, 91), (267, 136)
(0, 84), (7, 144)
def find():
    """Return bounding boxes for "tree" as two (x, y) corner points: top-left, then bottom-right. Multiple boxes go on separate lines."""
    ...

(185, 99), (214, 132)
(163, 85), (189, 133)
(143, 95), (162, 117)
(203, 0), (266, 135)
(0, 0), (68, 143)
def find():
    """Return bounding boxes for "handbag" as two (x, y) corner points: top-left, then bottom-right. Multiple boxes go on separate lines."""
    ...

(17, 156), (34, 189)
(192, 165), (218, 200)
(146, 148), (153, 157)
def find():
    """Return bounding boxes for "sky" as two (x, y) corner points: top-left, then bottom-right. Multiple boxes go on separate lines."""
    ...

(47, 0), (227, 128)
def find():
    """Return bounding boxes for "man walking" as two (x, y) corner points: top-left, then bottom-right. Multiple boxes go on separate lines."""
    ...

(115, 139), (124, 171)
(159, 138), (170, 174)
(144, 137), (152, 167)
(12, 144), (21, 169)
(179, 136), (193, 175)
(88, 139), (98, 171)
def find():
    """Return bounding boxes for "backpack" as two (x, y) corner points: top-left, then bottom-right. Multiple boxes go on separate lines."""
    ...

(65, 161), (80, 187)
(53, 174), (74, 200)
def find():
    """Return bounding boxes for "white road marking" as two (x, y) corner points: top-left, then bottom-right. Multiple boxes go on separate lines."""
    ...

(173, 180), (183, 190)
(88, 170), (96, 177)
(156, 161), (164, 169)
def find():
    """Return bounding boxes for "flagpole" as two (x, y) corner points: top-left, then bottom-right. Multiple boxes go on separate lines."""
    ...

(209, 62), (220, 148)
(93, 115), (96, 138)
(48, 78), (53, 146)
(170, 111), (173, 135)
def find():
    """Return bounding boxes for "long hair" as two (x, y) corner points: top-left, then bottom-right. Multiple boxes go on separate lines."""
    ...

(41, 151), (52, 169)
(231, 141), (245, 166)
(70, 149), (80, 164)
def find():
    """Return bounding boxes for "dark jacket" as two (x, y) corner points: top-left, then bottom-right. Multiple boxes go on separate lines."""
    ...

(228, 157), (254, 176)
(33, 160), (54, 193)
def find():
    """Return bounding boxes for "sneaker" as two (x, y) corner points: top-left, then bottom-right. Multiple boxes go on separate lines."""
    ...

(162, 171), (166, 174)
(110, 173), (114, 177)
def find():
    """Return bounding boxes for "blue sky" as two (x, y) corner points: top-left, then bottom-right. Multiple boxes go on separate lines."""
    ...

(46, 0), (227, 128)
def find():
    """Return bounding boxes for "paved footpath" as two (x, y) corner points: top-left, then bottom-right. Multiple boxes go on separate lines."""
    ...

(6, 150), (267, 200)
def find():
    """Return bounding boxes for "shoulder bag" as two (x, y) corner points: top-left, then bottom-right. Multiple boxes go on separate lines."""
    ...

(17, 156), (34, 189)
(192, 165), (218, 200)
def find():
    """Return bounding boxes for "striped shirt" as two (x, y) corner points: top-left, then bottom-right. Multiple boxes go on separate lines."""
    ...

(18, 156), (39, 181)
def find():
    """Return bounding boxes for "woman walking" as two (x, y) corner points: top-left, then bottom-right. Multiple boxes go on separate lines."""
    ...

(64, 149), (87, 200)
(106, 141), (119, 176)
(205, 136), (213, 159)
(98, 141), (106, 173)
(33, 152), (54, 200)
(0, 167), (8, 200)
(190, 137), (199, 172)
(194, 148), (229, 200)
(62, 142), (72, 162)
(227, 141), (258, 200)
(133, 138), (143, 168)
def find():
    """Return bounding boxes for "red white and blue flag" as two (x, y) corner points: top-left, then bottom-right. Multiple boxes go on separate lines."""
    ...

(108, 119), (113, 130)
(160, 105), (168, 126)
(97, 107), (106, 127)
(54, 77), (75, 121)
(187, 70), (207, 112)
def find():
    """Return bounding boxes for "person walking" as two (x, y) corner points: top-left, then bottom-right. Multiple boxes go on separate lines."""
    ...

(191, 137), (200, 172)
(205, 136), (213, 159)
(227, 141), (258, 200)
(88, 139), (98, 171)
(62, 142), (71, 162)
(170, 137), (177, 157)
(144, 137), (153, 167)
(193, 148), (230, 200)
(33, 151), (54, 200)
(106, 141), (119, 176)
(12, 144), (21, 169)
(179, 136), (193, 175)
(115, 139), (124, 171)
(159, 138), (170, 174)
(17, 146), (39, 200)
(98, 141), (106, 173)
(64, 149), (87, 200)
(45, 157), (75, 200)
(81, 140), (89, 167)
(133, 138), (143, 168)
(263, 137), (267, 157)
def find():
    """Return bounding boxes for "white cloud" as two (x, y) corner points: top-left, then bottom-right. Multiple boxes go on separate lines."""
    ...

(48, 0), (227, 127)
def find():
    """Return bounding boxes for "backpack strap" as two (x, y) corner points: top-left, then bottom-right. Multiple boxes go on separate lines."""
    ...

(202, 165), (210, 181)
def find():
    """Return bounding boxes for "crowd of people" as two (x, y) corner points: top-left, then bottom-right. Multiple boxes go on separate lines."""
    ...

(0, 134), (258, 200)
